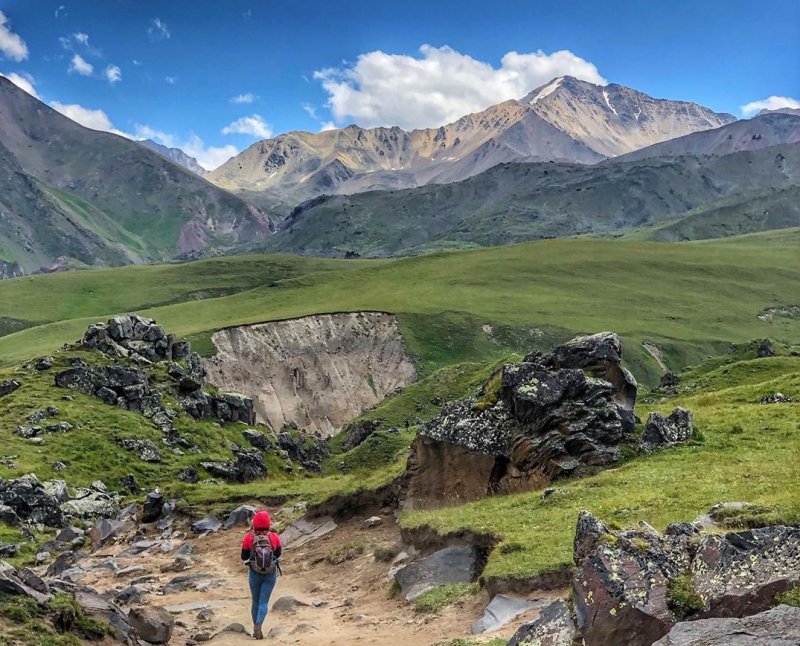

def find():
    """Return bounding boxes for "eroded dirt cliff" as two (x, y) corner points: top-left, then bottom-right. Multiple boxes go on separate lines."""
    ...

(203, 312), (417, 436)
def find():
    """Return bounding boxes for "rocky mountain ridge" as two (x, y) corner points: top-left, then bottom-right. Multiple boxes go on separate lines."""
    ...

(208, 76), (736, 212)
(138, 140), (208, 176)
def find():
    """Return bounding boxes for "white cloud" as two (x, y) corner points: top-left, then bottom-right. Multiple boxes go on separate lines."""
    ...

(221, 114), (272, 139)
(148, 18), (170, 41)
(165, 75), (176, 84)
(319, 121), (337, 132)
(741, 95), (800, 117)
(1, 71), (39, 98)
(132, 59), (142, 66)
(0, 11), (29, 62)
(314, 44), (606, 129)
(231, 92), (256, 104)
(134, 125), (238, 170)
(54, 5), (66, 18)
(105, 64), (121, 84)
(69, 53), (93, 76)
(73, 32), (89, 45)
(50, 100), (129, 138)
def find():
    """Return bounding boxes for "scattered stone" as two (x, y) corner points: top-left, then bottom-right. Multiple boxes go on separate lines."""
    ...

(757, 338), (775, 358)
(116, 565), (146, 578)
(341, 419), (382, 451)
(276, 429), (330, 472)
(60, 487), (120, 520)
(196, 607), (215, 622)
(0, 562), (52, 603)
(33, 356), (54, 370)
(272, 596), (311, 614)
(128, 605), (174, 644)
(760, 392), (793, 404)
(280, 517), (337, 548)
(200, 447), (266, 483)
(162, 572), (213, 594)
(361, 516), (383, 529)
(0, 379), (20, 398)
(472, 594), (541, 634)
(52, 461), (67, 472)
(659, 371), (679, 390)
(178, 466), (199, 483)
(119, 438), (162, 462)
(508, 599), (578, 646)
(312, 599), (328, 608)
(114, 586), (145, 606)
(221, 622), (249, 635)
(653, 604), (800, 645)
(243, 429), (272, 450)
(638, 408), (695, 452)
(267, 626), (288, 638)
(290, 623), (318, 635)
(223, 505), (256, 530)
(89, 518), (133, 548)
(394, 546), (479, 600)
(0, 504), (20, 526)
(191, 517), (222, 535)
(142, 490), (164, 523)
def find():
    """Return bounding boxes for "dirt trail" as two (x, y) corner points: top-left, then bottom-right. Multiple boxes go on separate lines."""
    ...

(84, 517), (555, 645)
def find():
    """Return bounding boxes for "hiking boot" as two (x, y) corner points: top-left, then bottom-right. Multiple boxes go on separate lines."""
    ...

(253, 625), (263, 640)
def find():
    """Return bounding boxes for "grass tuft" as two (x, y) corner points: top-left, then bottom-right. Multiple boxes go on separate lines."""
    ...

(413, 583), (480, 614)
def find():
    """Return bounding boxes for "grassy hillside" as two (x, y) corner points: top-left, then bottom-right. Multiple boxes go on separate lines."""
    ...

(402, 355), (800, 584)
(0, 231), (798, 386)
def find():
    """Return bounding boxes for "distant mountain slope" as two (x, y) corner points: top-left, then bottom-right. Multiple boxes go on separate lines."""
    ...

(758, 107), (800, 117)
(209, 76), (735, 213)
(261, 143), (800, 257)
(631, 184), (800, 241)
(616, 113), (800, 162)
(523, 76), (736, 157)
(139, 139), (208, 176)
(0, 77), (274, 275)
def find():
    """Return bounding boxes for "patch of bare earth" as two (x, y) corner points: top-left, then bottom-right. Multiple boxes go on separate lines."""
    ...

(84, 517), (557, 644)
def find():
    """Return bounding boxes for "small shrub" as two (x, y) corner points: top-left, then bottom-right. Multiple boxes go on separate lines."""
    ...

(326, 540), (366, 565)
(49, 594), (108, 640)
(775, 586), (800, 607)
(414, 583), (479, 614)
(0, 593), (41, 623)
(373, 545), (397, 562)
(668, 575), (705, 618)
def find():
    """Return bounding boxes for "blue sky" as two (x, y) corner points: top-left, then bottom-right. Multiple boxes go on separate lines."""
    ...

(1, 0), (798, 168)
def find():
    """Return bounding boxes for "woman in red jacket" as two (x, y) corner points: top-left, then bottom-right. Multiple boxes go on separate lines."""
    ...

(241, 510), (282, 640)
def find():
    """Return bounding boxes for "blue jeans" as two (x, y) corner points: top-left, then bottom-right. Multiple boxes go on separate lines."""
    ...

(248, 568), (277, 627)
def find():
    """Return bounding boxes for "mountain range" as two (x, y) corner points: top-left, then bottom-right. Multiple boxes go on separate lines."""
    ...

(0, 76), (274, 275)
(0, 73), (798, 275)
(208, 76), (735, 213)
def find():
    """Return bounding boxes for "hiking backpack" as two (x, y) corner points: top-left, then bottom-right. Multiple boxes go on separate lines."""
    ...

(250, 531), (276, 573)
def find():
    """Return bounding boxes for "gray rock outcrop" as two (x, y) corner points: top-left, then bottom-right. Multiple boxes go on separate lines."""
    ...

(403, 332), (637, 508)
(128, 605), (174, 643)
(0, 379), (20, 398)
(393, 546), (479, 600)
(508, 599), (578, 646)
(653, 605), (800, 645)
(638, 408), (695, 452)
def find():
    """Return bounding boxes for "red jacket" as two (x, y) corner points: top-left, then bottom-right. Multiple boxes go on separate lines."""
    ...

(241, 530), (282, 561)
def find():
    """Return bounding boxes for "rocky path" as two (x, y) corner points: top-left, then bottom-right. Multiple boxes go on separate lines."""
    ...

(83, 516), (551, 645)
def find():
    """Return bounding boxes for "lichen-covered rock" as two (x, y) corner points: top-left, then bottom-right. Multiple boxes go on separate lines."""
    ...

(572, 512), (692, 646)
(760, 392), (793, 404)
(653, 604), (800, 646)
(341, 419), (382, 452)
(201, 448), (267, 483)
(119, 438), (162, 463)
(403, 332), (637, 507)
(0, 473), (65, 527)
(128, 605), (174, 644)
(691, 526), (800, 618)
(508, 599), (578, 646)
(277, 429), (330, 472)
(638, 408), (694, 453)
(393, 546), (479, 600)
(757, 338), (775, 358)
(0, 379), (20, 398)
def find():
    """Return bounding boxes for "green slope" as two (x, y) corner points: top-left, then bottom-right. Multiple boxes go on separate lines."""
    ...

(0, 231), (798, 386)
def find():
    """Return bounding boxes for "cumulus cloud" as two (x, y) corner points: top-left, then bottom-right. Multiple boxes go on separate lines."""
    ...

(0, 11), (29, 62)
(314, 44), (605, 129)
(319, 121), (337, 132)
(134, 124), (239, 170)
(105, 64), (121, 84)
(69, 53), (93, 76)
(148, 18), (170, 41)
(1, 71), (39, 98)
(221, 114), (272, 139)
(231, 92), (256, 104)
(741, 95), (800, 117)
(50, 100), (129, 138)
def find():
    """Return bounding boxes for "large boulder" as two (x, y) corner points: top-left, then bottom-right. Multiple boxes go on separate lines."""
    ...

(200, 448), (267, 483)
(691, 525), (800, 618)
(572, 511), (691, 646)
(639, 408), (694, 453)
(653, 605), (800, 646)
(393, 546), (479, 600)
(471, 594), (540, 635)
(0, 473), (66, 527)
(128, 605), (174, 643)
(0, 379), (20, 398)
(403, 333), (637, 508)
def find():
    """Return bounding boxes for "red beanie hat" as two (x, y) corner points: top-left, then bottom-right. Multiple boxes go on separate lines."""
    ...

(253, 510), (271, 530)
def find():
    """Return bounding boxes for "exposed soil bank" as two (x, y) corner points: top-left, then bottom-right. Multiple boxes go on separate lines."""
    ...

(204, 312), (417, 437)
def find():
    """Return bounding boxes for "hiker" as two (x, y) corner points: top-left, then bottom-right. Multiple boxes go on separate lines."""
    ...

(241, 510), (282, 640)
